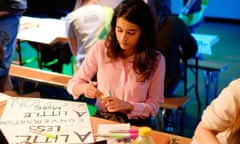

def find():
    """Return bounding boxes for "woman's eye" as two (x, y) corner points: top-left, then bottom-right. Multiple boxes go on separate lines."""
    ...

(116, 28), (122, 33)
(127, 31), (135, 35)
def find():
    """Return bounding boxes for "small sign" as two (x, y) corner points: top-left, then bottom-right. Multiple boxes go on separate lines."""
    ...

(0, 97), (94, 144)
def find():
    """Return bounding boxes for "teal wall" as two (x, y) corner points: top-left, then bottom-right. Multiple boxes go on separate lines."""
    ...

(171, 0), (240, 20)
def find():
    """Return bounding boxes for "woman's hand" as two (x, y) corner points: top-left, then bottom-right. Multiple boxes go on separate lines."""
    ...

(84, 81), (103, 99)
(104, 97), (133, 113)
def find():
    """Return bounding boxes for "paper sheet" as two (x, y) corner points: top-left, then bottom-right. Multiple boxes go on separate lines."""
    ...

(0, 97), (94, 144)
(0, 93), (11, 102)
(97, 123), (133, 144)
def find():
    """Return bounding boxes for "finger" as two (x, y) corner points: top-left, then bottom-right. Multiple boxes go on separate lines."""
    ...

(88, 80), (97, 87)
(101, 100), (106, 105)
(91, 81), (98, 87)
(107, 106), (118, 112)
(88, 88), (103, 98)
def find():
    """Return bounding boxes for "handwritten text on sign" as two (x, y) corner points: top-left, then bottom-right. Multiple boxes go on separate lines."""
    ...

(0, 97), (94, 143)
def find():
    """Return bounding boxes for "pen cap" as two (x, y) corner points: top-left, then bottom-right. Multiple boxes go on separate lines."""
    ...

(133, 127), (155, 144)
(138, 127), (152, 137)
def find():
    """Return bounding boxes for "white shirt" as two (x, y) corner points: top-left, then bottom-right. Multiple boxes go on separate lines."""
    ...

(65, 5), (112, 67)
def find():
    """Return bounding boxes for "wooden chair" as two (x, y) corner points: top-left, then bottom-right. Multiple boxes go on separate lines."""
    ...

(155, 57), (199, 135)
(156, 96), (189, 134)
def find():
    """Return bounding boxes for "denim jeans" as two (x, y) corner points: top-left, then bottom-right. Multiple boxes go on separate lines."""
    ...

(0, 14), (21, 77)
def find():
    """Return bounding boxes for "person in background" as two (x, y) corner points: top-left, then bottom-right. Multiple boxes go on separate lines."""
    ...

(65, 0), (113, 71)
(144, 0), (197, 132)
(0, 45), (3, 63)
(191, 78), (240, 144)
(67, 0), (165, 127)
(145, 0), (197, 97)
(179, 0), (208, 33)
(0, 0), (27, 92)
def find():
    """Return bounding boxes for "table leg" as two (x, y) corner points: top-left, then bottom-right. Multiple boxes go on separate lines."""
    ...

(203, 70), (211, 106)
(213, 72), (219, 98)
(16, 39), (22, 65)
(161, 108), (167, 131)
(187, 65), (201, 117)
(36, 44), (42, 69)
(203, 71), (219, 107)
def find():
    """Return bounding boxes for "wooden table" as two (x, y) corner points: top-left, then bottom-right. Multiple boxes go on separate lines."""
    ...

(9, 64), (71, 88)
(9, 64), (71, 95)
(91, 117), (194, 144)
(0, 99), (192, 144)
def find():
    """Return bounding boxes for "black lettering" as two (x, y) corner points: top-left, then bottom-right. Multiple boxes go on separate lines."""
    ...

(73, 131), (92, 142)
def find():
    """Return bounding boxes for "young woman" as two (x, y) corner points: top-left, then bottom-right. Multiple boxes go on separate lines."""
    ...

(67, 0), (165, 127)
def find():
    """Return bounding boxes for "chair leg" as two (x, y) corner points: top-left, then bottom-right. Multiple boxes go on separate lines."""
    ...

(161, 108), (186, 135)
(173, 110), (177, 134)
(155, 110), (161, 130)
(179, 107), (186, 135)
(162, 109), (175, 133)
(16, 39), (23, 65)
(16, 79), (24, 96)
(161, 108), (167, 131)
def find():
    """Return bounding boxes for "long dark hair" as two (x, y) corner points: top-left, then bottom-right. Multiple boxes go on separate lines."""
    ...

(105, 0), (160, 82)
(147, 0), (172, 31)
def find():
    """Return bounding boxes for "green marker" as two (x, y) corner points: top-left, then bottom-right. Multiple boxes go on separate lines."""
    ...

(30, 130), (56, 139)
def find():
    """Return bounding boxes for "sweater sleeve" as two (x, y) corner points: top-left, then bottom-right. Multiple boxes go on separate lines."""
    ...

(202, 79), (240, 132)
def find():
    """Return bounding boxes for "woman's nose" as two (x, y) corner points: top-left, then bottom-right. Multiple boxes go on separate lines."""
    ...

(120, 33), (127, 42)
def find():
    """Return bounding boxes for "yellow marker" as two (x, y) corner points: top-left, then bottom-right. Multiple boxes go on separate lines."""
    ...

(89, 80), (109, 99)
(108, 83), (112, 97)
(101, 95), (107, 99)
(30, 130), (56, 139)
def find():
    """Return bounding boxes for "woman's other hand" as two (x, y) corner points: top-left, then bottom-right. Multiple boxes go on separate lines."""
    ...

(104, 96), (133, 113)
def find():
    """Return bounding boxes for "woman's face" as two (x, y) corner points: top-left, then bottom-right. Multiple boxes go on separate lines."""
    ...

(115, 17), (141, 55)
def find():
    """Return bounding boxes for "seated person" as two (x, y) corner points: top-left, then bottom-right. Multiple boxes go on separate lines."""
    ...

(145, 0), (198, 97)
(67, 0), (165, 127)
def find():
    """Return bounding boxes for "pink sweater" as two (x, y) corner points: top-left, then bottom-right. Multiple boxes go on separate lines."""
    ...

(67, 40), (165, 119)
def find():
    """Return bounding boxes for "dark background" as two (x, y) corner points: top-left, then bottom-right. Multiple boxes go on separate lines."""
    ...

(24, 0), (76, 18)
